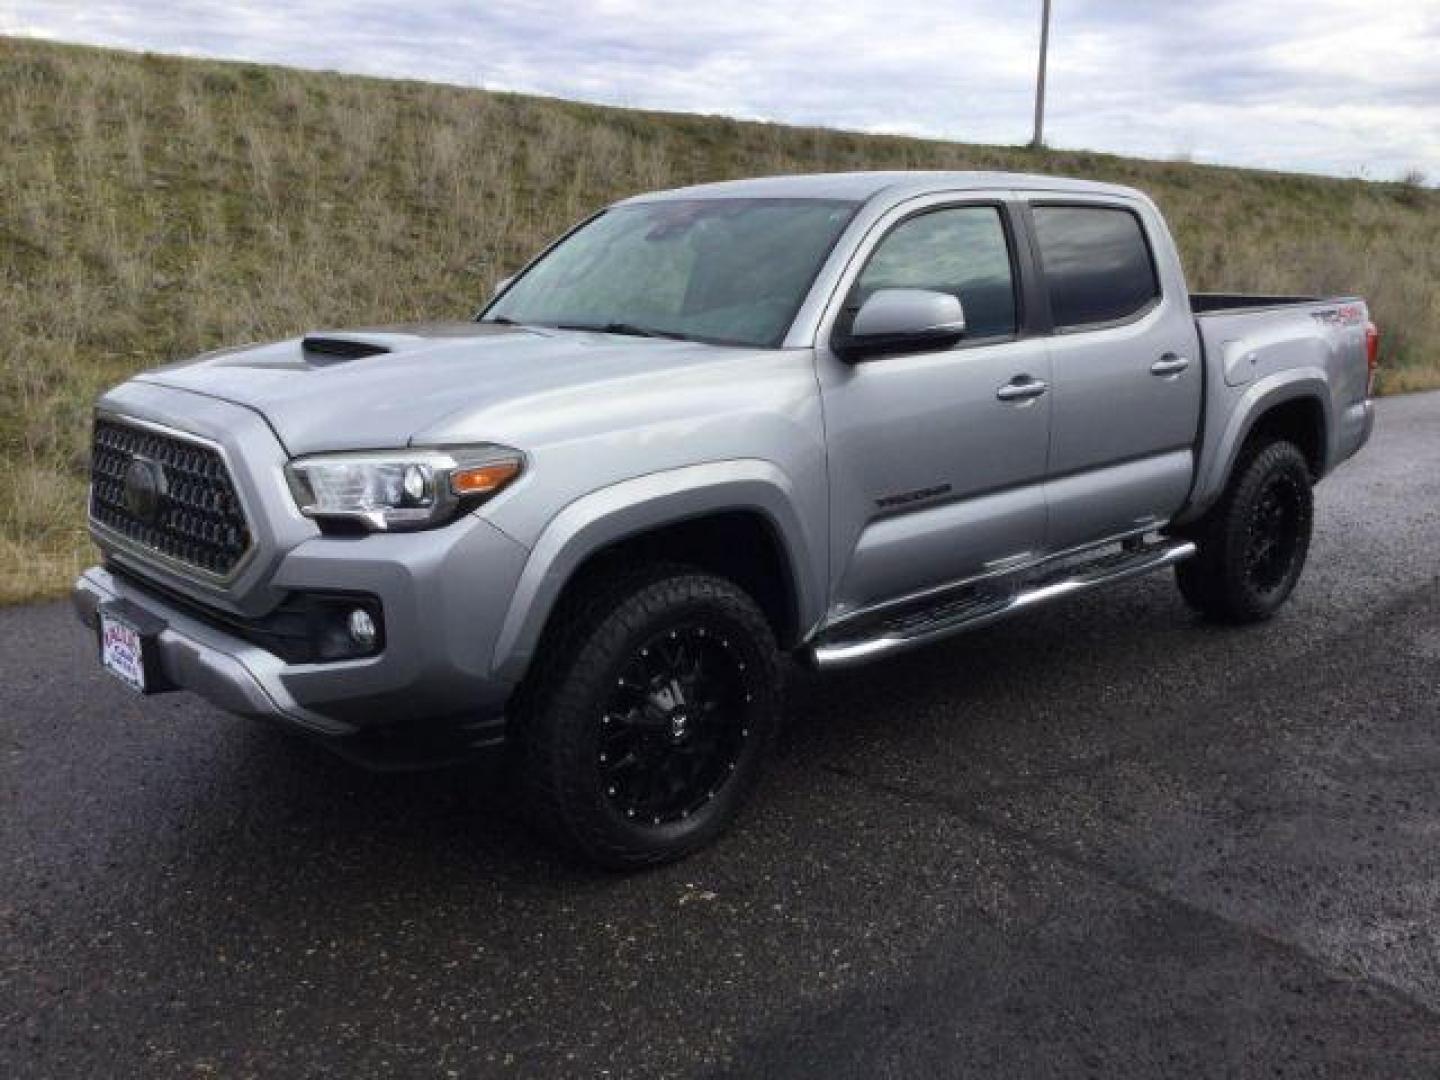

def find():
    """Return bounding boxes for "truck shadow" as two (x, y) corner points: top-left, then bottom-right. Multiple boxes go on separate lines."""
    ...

(177, 572), (1251, 902)
(57, 570), (1318, 1074)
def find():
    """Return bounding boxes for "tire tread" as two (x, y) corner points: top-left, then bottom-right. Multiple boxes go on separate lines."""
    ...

(512, 562), (780, 869)
(1175, 438), (1313, 624)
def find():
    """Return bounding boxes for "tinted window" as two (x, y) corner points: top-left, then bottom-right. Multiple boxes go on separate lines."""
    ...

(1033, 206), (1159, 328)
(485, 198), (858, 347)
(852, 206), (1017, 338)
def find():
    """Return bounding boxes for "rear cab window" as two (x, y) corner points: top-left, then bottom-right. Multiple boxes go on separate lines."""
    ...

(1031, 205), (1160, 330)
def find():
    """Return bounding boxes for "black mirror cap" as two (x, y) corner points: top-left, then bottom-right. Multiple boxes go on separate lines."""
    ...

(834, 287), (967, 362)
(833, 324), (966, 363)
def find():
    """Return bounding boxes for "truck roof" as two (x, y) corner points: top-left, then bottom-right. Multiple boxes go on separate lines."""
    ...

(621, 170), (1146, 206)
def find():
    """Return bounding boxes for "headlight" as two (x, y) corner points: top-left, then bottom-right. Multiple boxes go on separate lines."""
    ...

(285, 446), (524, 532)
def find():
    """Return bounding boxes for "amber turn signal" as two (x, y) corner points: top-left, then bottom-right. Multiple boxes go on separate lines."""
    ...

(450, 459), (523, 496)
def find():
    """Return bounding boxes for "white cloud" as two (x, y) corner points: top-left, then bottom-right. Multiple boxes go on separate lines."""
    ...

(4, 0), (1436, 180)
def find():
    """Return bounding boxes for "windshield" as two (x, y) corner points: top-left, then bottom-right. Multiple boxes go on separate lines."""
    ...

(482, 198), (859, 347)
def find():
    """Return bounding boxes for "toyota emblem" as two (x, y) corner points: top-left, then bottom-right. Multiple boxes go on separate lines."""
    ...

(123, 457), (166, 524)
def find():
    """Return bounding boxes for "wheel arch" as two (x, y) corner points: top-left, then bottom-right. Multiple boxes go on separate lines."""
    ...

(1180, 370), (1331, 525)
(1244, 396), (1327, 478)
(490, 461), (825, 683)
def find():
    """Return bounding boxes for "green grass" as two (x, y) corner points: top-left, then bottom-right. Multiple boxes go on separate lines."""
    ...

(2, 35), (1437, 604)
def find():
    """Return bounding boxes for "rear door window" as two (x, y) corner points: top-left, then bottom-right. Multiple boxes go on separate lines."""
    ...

(1032, 206), (1160, 329)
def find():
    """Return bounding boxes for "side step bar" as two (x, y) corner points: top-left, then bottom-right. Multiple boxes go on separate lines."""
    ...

(809, 538), (1197, 670)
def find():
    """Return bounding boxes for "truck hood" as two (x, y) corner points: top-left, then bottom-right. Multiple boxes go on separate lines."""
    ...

(135, 322), (763, 455)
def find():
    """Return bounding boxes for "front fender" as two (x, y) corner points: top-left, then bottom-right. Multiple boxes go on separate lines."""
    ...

(489, 460), (825, 682)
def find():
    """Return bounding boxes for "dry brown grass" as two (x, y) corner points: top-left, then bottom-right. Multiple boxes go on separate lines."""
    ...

(2, 36), (1437, 604)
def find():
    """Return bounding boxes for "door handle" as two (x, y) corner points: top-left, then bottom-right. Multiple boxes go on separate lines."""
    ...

(996, 377), (1049, 403)
(1151, 354), (1191, 376)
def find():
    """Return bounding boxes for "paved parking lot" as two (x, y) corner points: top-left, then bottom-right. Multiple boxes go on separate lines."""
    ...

(4, 392), (1439, 1077)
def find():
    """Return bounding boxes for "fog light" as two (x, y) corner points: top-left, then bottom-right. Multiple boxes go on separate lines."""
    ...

(347, 608), (378, 648)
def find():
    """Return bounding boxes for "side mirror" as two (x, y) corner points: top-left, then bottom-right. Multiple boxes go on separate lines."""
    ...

(835, 288), (966, 361)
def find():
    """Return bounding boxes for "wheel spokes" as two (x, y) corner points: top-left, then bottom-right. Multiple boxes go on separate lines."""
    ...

(597, 621), (749, 825)
(1246, 474), (1302, 592)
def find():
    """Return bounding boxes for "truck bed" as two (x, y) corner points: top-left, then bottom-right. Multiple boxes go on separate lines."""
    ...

(1181, 291), (1373, 529)
(1191, 292), (1324, 315)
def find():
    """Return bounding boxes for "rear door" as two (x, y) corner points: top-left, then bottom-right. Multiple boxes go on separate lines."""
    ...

(815, 196), (1053, 618)
(1023, 198), (1203, 550)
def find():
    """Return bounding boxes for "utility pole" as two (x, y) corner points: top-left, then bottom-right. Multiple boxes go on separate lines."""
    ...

(1030, 0), (1051, 149)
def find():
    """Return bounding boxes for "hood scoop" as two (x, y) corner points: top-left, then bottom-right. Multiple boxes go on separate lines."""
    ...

(301, 334), (392, 361)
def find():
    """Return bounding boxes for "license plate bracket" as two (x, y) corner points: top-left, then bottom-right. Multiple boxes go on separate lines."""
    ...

(97, 600), (171, 694)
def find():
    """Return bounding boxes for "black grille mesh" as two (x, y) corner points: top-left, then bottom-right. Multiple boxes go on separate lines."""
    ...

(90, 419), (252, 576)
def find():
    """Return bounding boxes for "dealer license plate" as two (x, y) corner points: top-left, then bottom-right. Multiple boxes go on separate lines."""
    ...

(99, 609), (148, 693)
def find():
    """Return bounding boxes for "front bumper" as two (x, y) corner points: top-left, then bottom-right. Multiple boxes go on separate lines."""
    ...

(74, 508), (531, 756)
(76, 565), (341, 730)
(76, 380), (538, 763)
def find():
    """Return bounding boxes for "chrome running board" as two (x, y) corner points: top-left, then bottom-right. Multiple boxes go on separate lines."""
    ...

(809, 538), (1196, 670)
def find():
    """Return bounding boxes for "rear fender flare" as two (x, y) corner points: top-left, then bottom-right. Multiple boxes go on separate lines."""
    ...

(1181, 368), (1331, 524)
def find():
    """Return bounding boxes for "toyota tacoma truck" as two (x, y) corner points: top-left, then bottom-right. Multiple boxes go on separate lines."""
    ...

(75, 171), (1378, 867)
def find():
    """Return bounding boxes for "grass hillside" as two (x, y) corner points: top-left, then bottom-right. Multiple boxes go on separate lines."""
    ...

(2, 36), (1437, 603)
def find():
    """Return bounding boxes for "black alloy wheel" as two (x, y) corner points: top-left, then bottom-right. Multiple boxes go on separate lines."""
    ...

(1243, 469), (1306, 598)
(515, 566), (782, 869)
(1174, 438), (1313, 623)
(599, 620), (754, 826)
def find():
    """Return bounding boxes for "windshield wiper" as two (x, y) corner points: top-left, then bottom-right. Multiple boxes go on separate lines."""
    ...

(554, 321), (690, 341)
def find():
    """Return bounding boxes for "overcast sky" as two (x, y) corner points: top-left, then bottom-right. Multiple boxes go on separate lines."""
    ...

(6, 1), (1437, 181)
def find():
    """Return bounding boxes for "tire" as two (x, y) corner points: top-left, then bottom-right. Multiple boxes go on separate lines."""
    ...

(1174, 439), (1314, 624)
(512, 564), (782, 870)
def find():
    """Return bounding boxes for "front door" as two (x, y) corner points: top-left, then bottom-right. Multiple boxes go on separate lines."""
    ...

(817, 201), (1053, 620)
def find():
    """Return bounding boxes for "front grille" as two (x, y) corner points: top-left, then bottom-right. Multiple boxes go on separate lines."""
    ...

(90, 418), (252, 577)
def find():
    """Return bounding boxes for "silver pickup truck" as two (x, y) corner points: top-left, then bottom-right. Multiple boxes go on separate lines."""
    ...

(75, 171), (1377, 866)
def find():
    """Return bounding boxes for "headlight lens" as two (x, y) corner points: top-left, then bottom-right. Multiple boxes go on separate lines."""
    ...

(285, 446), (523, 531)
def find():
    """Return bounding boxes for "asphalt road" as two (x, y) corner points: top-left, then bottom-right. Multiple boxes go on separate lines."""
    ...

(4, 391), (1440, 1078)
